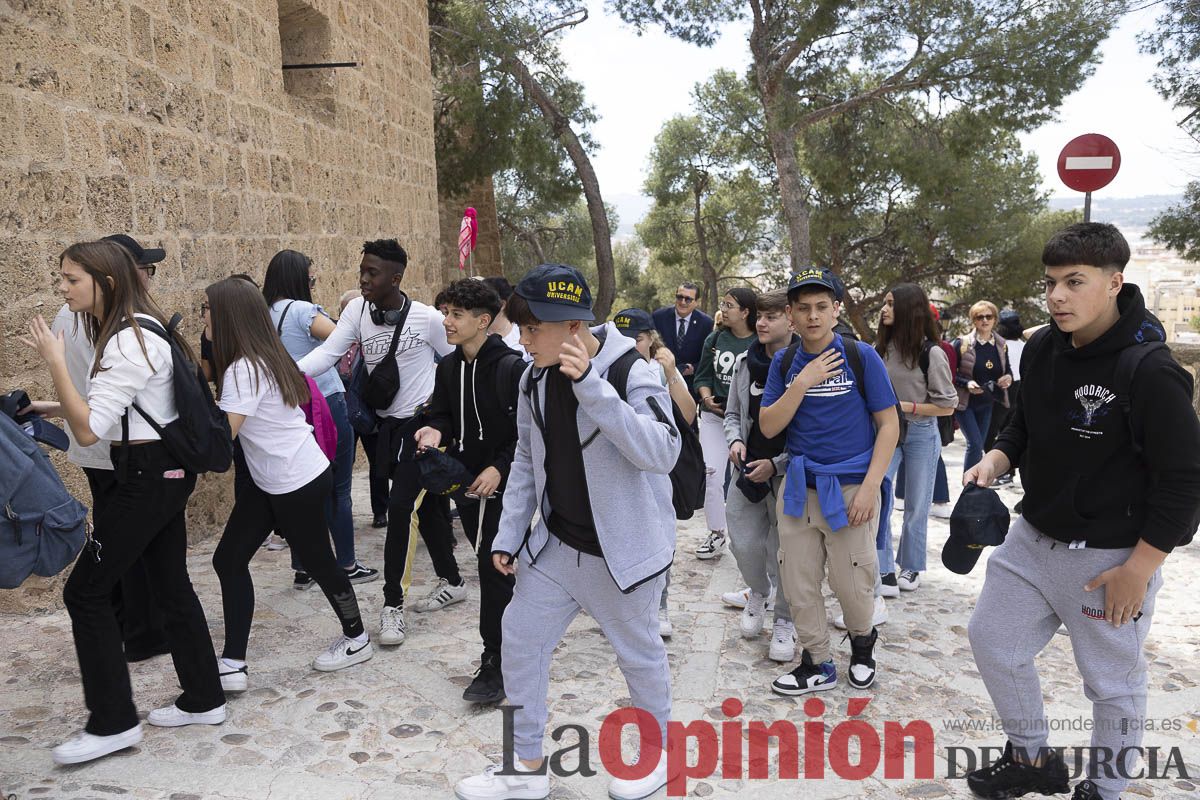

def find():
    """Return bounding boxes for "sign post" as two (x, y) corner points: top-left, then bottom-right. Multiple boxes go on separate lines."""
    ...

(1057, 134), (1121, 222)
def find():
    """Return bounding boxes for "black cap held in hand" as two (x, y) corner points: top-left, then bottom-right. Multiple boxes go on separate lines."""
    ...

(942, 483), (1011, 575)
(415, 448), (478, 503)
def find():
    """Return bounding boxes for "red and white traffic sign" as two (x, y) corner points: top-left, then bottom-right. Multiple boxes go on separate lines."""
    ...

(1057, 133), (1121, 193)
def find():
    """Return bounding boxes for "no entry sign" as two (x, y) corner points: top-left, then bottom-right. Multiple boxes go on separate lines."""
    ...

(1057, 134), (1121, 193)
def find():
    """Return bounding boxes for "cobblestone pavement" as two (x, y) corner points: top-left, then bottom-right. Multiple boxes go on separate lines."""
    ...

(2, 441), (1198, 799)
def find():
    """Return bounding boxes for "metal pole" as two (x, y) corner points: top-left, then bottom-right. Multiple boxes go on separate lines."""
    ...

(1083, 192), (1092, 223)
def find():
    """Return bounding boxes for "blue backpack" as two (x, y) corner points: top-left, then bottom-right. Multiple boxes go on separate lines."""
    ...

(0, 413), (89, 589)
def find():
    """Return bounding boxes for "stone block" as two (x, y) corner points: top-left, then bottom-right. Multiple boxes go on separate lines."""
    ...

(164, 82), (207, 133)
(65, 110), (107, 172)
(182, 184), (211, 231)
(128, 3), (154, 57)
(12, 0), (72, 30)
(151, 130), (197, 182)
(269, 154), (293, 194)
(211, 189), (239, 233)
(21, 98), (66, 165)
(153, 18), (191, 81)
(0, 91), (25, 161)
(85, 174), (135, 232)
(126, 62), (168, 123)
(75, 0), (130, 54)
(89, 57), (128, 116)
(104, 120), (152, 177)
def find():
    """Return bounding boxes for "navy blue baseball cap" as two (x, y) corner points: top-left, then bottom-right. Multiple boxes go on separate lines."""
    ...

(942, 484), (1011, 575)
(103, 234), (165, 265)
(612, 308), (653, 338)
(514, 264), (594, 322)
(787, 267), (842, 300)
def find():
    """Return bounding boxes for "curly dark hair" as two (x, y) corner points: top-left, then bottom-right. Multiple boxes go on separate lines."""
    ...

(441, 278), (501, 321)
(362, 239), (408, 274)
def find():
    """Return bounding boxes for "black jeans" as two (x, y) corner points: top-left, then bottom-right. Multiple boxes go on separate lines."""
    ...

(66, 443), (224, 735)
(212, 467), (364, 660)
(380, 417), (461, 607)
(84, 468), (168, 658)
(358, 431), (391, 518)
(456, 496), (513, 663)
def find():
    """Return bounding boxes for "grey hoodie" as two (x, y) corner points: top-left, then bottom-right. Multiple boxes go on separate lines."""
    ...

(492, 322), (680, 592)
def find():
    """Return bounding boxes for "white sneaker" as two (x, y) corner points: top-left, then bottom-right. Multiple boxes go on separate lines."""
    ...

(414, 578), (469, 612)
(454, 763), (550, 800)
(897, 569), (920, 592)
(694, 530), (726, 560)
(262, 533), (288, 551)
(722, 584), (776, 610)
(768, 619), (796, 662)
(51, 725), (143, 765)
(608, 749), (669, 800)
(313, 634), (374, 672)
(219, 661), (248, 693)
(379, 606), (406, 646)
(833, 595), (889, 630)
(930, 503), (952, 519)
(740, 591), (767, 638)
(147, 703), (226, 728)
(658, 609), (673, 639)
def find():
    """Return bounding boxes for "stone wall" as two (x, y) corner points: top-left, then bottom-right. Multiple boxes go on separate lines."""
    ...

(0, 0), (441, 613)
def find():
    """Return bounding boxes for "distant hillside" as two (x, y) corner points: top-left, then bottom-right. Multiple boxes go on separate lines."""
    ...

(1048, 194), (1183, 231)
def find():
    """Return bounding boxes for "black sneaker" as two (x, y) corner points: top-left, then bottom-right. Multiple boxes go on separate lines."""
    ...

(1071, 780), (1108, 800)
(847, 627), (878, 689)
(771, 650), (837, 696)
(343, 563), (379, 584)
(372, 514), (388, 529)
(967, 741), (1069, 799)
(462, 656), (505, 704)
(293, 571), (315, 591)
(880, 572), (900, 598)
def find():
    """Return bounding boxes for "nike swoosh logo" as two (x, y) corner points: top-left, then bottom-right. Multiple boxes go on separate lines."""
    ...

(749, 383), (765, 397)
(346, 642), (370, 656)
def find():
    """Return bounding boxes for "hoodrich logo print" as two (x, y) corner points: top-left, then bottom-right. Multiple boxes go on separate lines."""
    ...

(1071, 384), (1117, 429)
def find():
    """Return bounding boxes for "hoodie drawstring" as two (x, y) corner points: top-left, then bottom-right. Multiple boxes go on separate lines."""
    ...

(471, 360), (484, 441)
(458, 360), (465, 453)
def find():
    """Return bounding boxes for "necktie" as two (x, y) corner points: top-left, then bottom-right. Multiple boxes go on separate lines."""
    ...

(678, 316), (686, 342)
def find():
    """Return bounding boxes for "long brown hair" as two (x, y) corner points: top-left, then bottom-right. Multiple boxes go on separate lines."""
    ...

(875, 283), (940, 368)
(206, 277), (310, 407)
(60, 240), (181, 377)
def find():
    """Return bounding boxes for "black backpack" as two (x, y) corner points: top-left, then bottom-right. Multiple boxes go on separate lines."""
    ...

(492, 350), (528, 426)
(120, 315), (234, 476)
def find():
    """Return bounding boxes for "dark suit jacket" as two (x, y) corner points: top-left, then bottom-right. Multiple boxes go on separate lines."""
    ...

(652, 306), (714, 392)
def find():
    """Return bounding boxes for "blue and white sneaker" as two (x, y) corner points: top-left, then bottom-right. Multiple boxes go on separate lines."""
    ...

(771, 650), (837, 696)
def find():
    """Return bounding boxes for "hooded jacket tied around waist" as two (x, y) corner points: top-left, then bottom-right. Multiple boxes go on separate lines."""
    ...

(994, 283), (1200, 552)
(492, 322), (681, 592)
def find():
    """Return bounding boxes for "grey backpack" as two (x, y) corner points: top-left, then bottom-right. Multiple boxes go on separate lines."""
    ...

(0, 413), (89, 589)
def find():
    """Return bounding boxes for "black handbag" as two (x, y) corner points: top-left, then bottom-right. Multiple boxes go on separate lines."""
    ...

(360, 300), (410, 411)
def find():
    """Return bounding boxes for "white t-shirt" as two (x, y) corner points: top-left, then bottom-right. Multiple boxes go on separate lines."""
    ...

(1006, 338), (1025, 382)
(217, 358), (328, 495)
(500, 323), (530, 361)
(52, 305), (112, 469)
(87, 314), (178, 443)
(297, 296), (453, 419)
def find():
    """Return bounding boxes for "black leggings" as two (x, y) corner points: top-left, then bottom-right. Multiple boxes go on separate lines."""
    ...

(212, 467), (364, 660)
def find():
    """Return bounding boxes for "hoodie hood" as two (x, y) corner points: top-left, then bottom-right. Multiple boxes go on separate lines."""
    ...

(589, 321), (638, 374)
(1050, 283), (1166, 360)
(469, 332), (517, 366)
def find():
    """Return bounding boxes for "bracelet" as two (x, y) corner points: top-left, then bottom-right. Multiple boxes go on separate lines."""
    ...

(911, 401), (917, 414)
(667, 374), (682, 386)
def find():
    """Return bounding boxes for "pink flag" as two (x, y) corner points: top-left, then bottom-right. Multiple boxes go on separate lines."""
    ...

(458, 207), (478, 271)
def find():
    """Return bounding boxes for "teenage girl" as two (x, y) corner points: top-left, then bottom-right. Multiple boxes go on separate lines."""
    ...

(23, 240), (226, 766)
(205, 278), (372, 690)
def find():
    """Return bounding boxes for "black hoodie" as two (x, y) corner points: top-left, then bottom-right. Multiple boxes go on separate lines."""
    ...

(421, 334), (526, 487)
(995, 284), (1200, 552)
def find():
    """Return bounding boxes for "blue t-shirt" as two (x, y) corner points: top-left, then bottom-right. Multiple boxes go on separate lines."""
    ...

(270, 299), (344, 398)
(762, 335), (897, 485)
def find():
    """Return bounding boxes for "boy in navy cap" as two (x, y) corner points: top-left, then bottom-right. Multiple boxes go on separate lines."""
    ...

(758, 268), (899, 696)
(454, 265), (680, 800)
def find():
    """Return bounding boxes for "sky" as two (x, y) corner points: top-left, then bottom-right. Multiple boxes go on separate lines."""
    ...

(559, 1), (1195, 232)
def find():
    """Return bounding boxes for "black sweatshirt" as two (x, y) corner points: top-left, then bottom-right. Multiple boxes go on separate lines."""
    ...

(995, 284), (1200, 552)
(542, 365), (602, 556)
(421, 334), (524, 487)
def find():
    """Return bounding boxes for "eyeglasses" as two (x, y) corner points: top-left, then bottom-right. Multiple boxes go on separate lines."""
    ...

(199, 302), (210, 314)
(308, 275), (317, 288)
(719, 301), (740, 311)
(139, 265), (156, 277)
(675, 294), (696, 303)
(974, 314), (995, 321)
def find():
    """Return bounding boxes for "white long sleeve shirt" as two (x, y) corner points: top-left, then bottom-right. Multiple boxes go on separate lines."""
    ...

(52, 304), (112, 469)
(87, 314), (178, 442)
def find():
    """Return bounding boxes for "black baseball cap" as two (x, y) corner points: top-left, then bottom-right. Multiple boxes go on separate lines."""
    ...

(613, 308), (653, 338)
(415, 448), (477, 503)
(942, 484), (1011, 575)
(103, 234), (165, 266)
(514, 264), (594, 322)
(787, 267), (842, 299)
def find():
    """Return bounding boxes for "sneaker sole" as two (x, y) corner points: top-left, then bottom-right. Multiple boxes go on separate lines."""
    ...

(722, 594), (748, 608)
(147, 708), (226, 728)
(378, 633), (406, 646)
(898, 584), (919, 592)
(51, 727), (144, 765)
(220, 677), (248, 693)
(848, 673), (876, 690)
(462, 687), (506, 704)
(293, 583), (316, 591)
(609, 774), (668, 800)
(455, 783), (549, 800)
(965, 779), (1068, 799)
(347, 573), (380, 585)
(415, 595), (466, 612)
(879, 586), (900, 598)
(313, 647), (374, 672)
(771, 678), (838, 697)
(695, 549), (724, 560)
(740, 625), (765, 639)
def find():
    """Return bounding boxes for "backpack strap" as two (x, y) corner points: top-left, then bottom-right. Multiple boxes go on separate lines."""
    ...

(276, 301), (297, 335)
(777, 340), (802, 382)
(918, 339), (935, 379)
(117, 315), (177, 481)
(1114, 342), (1170, 456)
(605, 349), (643, 403)
(843, 340), (867, 401)
(493, 351), (526, 424)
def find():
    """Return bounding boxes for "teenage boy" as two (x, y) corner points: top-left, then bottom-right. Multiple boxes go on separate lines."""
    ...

(723, 290), (797, 662)
(298, 240), (456, 648)
(759, 268), (899, 696)
(964, 223), (1200, 800)
(454, 264), (680, 800)
(414, 279), (525, 705)
(52, 233), (170, 663)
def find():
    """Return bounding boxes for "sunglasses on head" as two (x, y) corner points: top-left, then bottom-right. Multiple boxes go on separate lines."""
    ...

(676, 294), (695, 303)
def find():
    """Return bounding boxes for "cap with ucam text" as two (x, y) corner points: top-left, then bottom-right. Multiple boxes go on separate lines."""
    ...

(613, 308), (653, 338)
(513, 264), (594, 322)
(787, 267), (841, 298)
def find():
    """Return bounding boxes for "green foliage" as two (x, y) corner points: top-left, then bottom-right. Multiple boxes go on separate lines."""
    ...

(1140, 0), (1200, 140)
(1149, 182), (1200, 262)
(496, 196), (620, 288)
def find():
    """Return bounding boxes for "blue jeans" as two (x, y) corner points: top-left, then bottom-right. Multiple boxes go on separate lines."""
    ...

(956, 402), (993, 473)
(895, 454), (950, 504)
(293, 392), (356, 570)
(879, 418), (940, 574)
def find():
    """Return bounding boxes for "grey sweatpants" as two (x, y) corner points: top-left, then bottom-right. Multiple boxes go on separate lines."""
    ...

(968, 516), (1164, 800)
(501, 538), (671, 761)
(726, 476), (791, 624)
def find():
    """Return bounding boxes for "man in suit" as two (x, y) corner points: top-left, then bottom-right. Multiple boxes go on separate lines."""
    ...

(653, 282), (714, 396)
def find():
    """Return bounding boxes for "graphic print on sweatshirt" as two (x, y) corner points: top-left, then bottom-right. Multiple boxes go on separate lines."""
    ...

(1070, 382), (1118, 438)
(361, 328), (425, 363)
